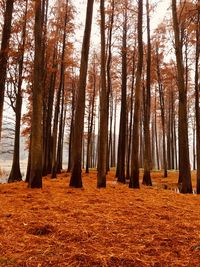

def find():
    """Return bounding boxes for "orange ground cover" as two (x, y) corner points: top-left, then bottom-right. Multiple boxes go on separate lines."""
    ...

(0, 170), (200, 266)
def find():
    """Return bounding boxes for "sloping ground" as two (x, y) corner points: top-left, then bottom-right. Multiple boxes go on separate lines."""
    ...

(0, 170), (200, 266)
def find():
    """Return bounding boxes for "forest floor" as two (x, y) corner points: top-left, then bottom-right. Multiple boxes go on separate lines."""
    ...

(0, 170), (200, 266)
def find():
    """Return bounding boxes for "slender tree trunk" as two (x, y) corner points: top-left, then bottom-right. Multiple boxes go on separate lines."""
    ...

(25, 138), (31, 182)
(195, 8), (200, 193)
(97, 0), (107, 188)
(156, 45), (167, 177)
(51, 0), (68, 178)
(193, 123), (196, 171)
(86, 67), (96, 173)
(70, 0), (94, 187)
(112, 100), (117, 167)
(42, 0), (49, 175)
(154, 93), (160, 170)
(172, 0), (192, 193)
(126, 49), (135, 179)
(67, 81), (75, 172)
(56, 83), (65, 174)
(116, 2), (127, 184)
(174, 117), (178, 170)
(0, 0), (14, 139)
(43, 46), (57, 175)
(171, 90), (175, 169)
(29, 0), (44, 188)
(142, 0), (152, 186)
(129, 0), (143, 188)
(106, 0), (114, 172)
(8, 0), (28, 182)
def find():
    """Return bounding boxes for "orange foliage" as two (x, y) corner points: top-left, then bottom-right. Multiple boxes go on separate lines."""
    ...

(0, 171), (200, 266)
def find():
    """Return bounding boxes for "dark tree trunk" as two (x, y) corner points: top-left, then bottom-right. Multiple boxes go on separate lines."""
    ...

(8, 0), (28, 182)
(43, 46), (57, 175)
(0, 0), (14, 139)
(25, 140), (31, 183)
(42, 0), (49, 176)
(56, 83), (65, 174)
(86, 63), (96, 174)
(129, 0), (143, 188)
(195, 9), (200, 193)
(97, 0), (107, 188)
(51, 0), (68, 178)
(193, 124), (196, 171)
(70, 0), (94, 188)
(126, 48), (136, 180)
(106, 0), (114, 172)
(172, 0), (192, 193)
(112, 100), (117, 167)
(116, 2), (127, 184)
(29, 0), (44, 188)
(142, 0), (152, 186)
(67, 80), (76, 172)
(156, 45), (167, 177)
(154, 94), (160, 170)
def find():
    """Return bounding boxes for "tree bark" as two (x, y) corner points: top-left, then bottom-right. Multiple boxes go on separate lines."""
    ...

(195, 8), (200, 193)
(172, 0), (192, 193)
(116, 1), (127, 184)
(129, 0), (143, 188)
(142, 0), (152, 186)
(97, 0), (107, 188)
(70, 0), (94, 188)
(8, 0), (28, 183)
(51, 0), (68, 178)
(29, 0), (44, 188)
(0, 0), (14, 139)
(156, 44), (167, 177)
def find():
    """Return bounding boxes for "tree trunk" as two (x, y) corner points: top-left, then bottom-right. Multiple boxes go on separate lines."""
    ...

(172, 0), (192, 193)
(43, 46), (57, 175)
(8, 0), (28, 182)
(86, 63), (96, 173)
(142, 0), (152, 186)
(126, 50), (135, 179)
(156, 45), (167, 177)
(106, 0), (114, 172)
(51, 0), (68, 178)
(67, 80), (75, 172)
(97, 0), (107, 188)
(0, 0), (14, 139)
(70, 0), (94, 188)
(56, 83), (65, 174)
(116, 2), (127, 184)
(195, 8), (200, 193)
(112, 100), (117, 167)
(129, 0), (143, 188)
(154, 95), (160, 170)
(29, 0), (44, 188)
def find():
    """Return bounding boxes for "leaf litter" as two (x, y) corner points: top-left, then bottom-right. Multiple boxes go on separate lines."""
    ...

(0, 170), (199, 266)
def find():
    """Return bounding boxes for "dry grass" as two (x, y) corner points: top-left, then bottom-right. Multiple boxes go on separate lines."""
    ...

(0, 170), (200, 266)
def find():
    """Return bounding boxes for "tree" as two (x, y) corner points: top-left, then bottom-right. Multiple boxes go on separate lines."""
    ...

(195, 6), (200, 193)
(97, 0), (107, 188)
(51, 0), (69, 178)
(129, 0), (143, 188)
(8, 0), (28, 183)
(116, 0), (127, 184)
(28, 0), (44, 188)
(155, 42), (168, 177)
(172, 0), (192, 193)
(142, 0), (152, 186)
(85, 55), (97, 174)
(69, 0), (94, 188)
(0, 0), (14, 139)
